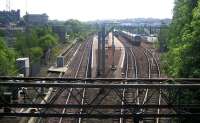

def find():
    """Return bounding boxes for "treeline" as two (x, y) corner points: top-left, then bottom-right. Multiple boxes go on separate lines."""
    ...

(162, 0), (200, 78)
(64, 19), (96, 41)
(15, 27), (58, 64)
(0, 38), (16, 75)
(0, 27), (59, 76)
(160, 1), (200, 122)
(0, 19), (95, 76)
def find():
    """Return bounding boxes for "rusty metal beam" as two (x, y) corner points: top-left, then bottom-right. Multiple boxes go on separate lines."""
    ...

(1, 113), (200, 118)
(0, 77), (200, 83)
(0, 82), (200, 89)
(1, 104), (200, 109)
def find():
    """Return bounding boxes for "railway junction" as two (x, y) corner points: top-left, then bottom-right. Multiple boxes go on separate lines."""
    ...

(0, 26), (200, 123)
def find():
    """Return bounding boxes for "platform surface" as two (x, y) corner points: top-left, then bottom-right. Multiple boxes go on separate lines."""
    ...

(48, 66), (68, 73)
(107, 33), (125, 77)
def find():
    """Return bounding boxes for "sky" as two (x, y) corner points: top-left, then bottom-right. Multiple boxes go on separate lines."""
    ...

(0, 0), (174, 21)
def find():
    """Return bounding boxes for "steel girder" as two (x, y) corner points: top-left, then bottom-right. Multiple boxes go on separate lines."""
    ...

(0, 78), (200, 120)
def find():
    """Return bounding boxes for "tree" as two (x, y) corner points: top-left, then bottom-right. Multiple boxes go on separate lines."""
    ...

(0, 30), (5, 37)
(15, 26), (58, 64)
(29, 47), (43, 63)
(0, 38), (16, 75)
(164, 0), (199, 77)
(158, 27), (169, 52)
(64, 19), (96, 41)
(39, 34), (58, 50)
(164, 1), (200, 122)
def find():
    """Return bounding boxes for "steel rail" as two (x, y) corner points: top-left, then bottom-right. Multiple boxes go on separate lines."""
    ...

(78, 40), (93, 123)
(130, 48), (140, 105)
(142, 47), (161, 123)
(119, 49), (128, 123)
(36, 42), (81, 123)
(59, 41), (88, 123)
(145, 48), (161, 123)
(119, 45), (139, 123)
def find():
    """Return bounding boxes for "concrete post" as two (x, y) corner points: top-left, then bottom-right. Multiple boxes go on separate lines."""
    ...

(101, 25), (106, 75)
(97, 32), (102, 76)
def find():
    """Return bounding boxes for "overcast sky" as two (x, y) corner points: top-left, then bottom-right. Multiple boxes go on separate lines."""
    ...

(0, 0), (174, 21)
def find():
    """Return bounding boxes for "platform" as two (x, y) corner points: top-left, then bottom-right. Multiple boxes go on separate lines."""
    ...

(48, 66), (68, 73)
(91, 33), (125, 78)
(91, 35), (98, 78)
(107, 33), (125, 77)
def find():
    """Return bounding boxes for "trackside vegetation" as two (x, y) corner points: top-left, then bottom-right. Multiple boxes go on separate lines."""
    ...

(162, 0), (200, 78)
(0, 19), (95, 76)
(159, 1), (200, 122)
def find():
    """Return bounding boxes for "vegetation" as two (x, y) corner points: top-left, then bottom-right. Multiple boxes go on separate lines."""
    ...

(0, 26), (59, 76)
(0, 20), (95, 76)
(158, 27), (169, 52)
(15, 26), (58, 64)
(0, 38), (16, 75)
(160, 1), (200, 122)
(162, 0), (200, 78)
(64, 19), (96, 41)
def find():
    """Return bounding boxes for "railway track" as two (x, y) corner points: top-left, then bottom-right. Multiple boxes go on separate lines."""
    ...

(26, 41), (81, 123)
(28, 38), (92, 123)
(122, 47), (139, 123)
(117, 35), (162, 123)
(29, 33), (162, 123)
(30, 41), (83, 123)
(47, 38), (93, 123)
(141, 47), (161, 123)
(112, 36), (139, 123)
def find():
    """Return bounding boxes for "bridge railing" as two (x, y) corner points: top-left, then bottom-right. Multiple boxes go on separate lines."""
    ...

(0, 77), (200, 119)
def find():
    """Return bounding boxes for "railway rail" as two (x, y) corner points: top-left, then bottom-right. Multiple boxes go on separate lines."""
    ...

(117, 34), (162, 123)
(1, 33), (198, 123)
(20, 41), (82, 123)
(47, 38), (93, 123)
(36, 41), (83, 123)
(114, 39), (139, 123)
(17, 39), (92, 123)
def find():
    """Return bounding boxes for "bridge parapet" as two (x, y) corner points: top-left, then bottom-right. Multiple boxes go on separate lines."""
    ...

(0, 77), (200, 121)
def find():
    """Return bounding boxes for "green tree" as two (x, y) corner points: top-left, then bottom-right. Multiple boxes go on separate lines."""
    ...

(29, 47), (43, 63)
(163, 1), (200, 122)
(0, 38), (16, 75)
(164, 0), (199, 77)
(15, 26), (58, 64)
(158, 27), (169, 52)
(64, 19), (96, 41)
(0, 30), (5, 37)
(39, 34), (58, 50)
(180, 0), (200, 77)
